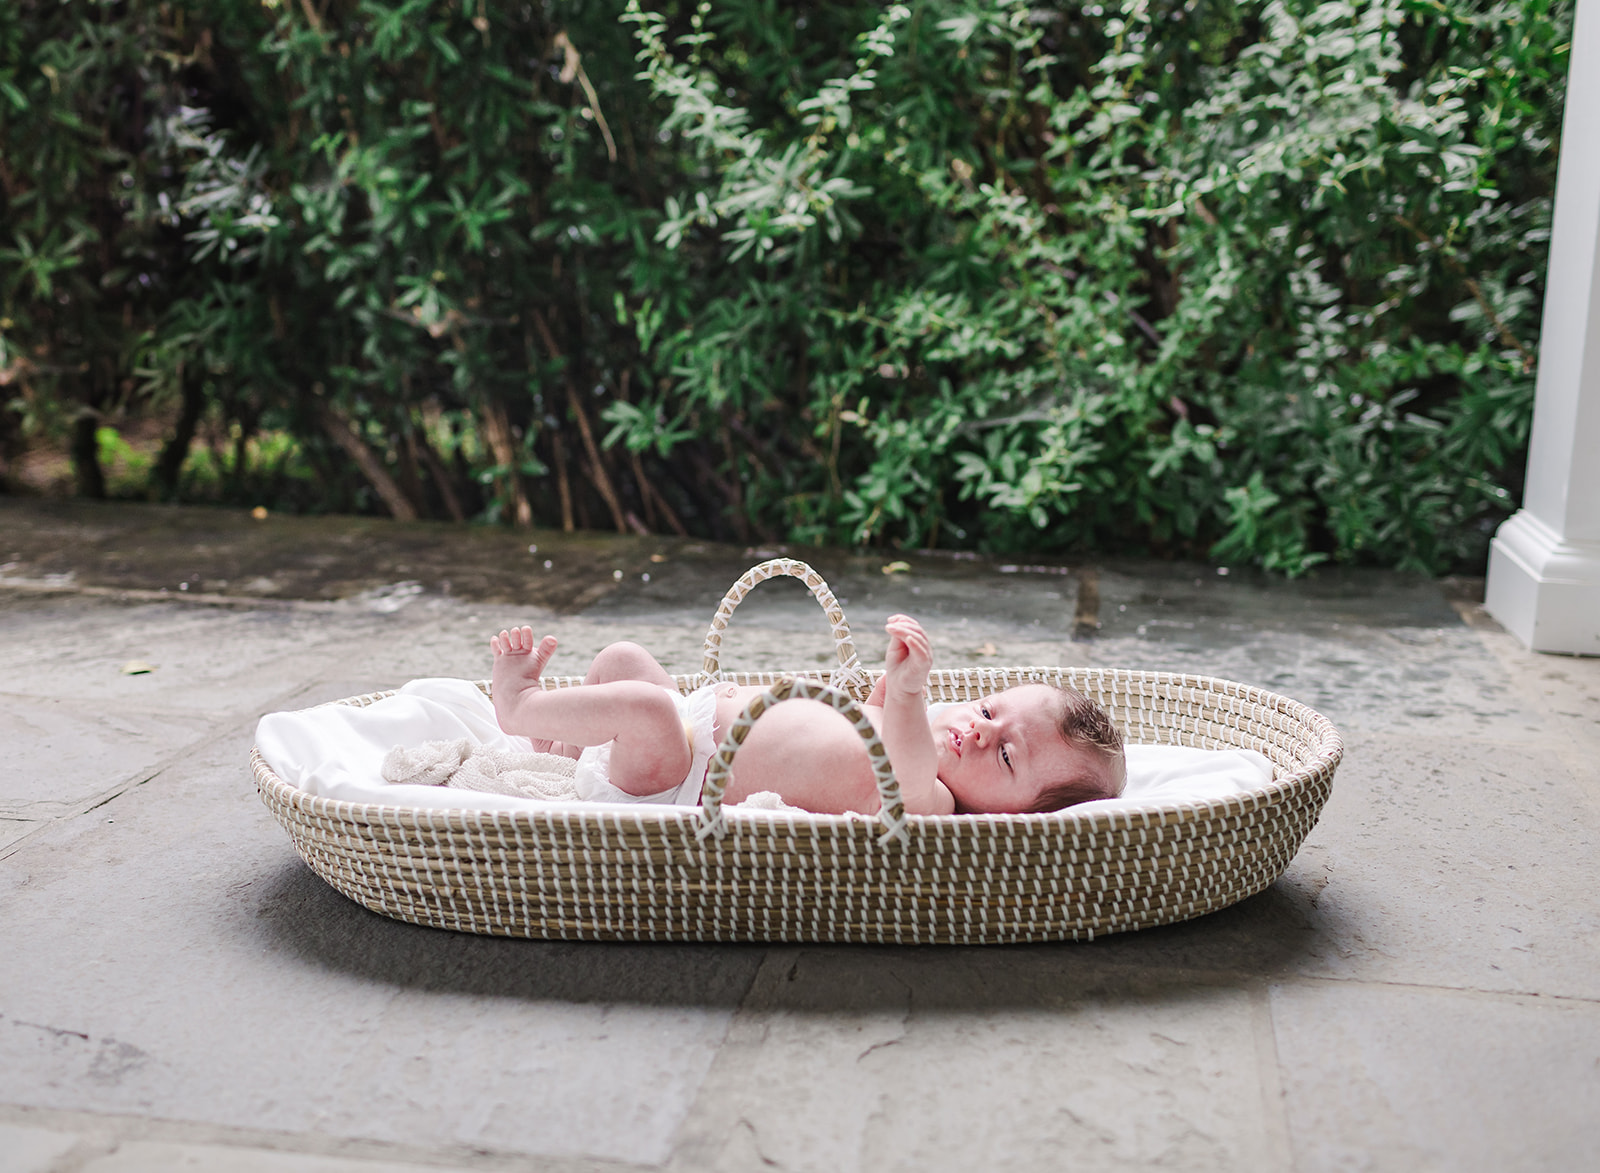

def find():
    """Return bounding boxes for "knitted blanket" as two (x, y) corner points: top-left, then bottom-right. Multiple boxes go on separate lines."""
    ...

(381, 737), (797, 810)
(382, 739), (580, 801)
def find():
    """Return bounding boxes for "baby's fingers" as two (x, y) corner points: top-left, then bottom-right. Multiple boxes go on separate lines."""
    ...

(491, 627), (545, 655)
(885, 615), (929, 644)
(885, 614), (928, 638)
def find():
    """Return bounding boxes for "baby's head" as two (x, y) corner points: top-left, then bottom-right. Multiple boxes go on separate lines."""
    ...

(928, 683), (1125, 815)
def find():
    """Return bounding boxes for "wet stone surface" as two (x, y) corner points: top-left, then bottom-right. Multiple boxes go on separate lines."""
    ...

(0, 498), (662, 612)
(1, 498), (1597, 1172)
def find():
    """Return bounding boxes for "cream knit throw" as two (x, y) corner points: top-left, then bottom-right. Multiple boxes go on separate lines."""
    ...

(380, 737), (798, 810)
(382, 738), (581, 801)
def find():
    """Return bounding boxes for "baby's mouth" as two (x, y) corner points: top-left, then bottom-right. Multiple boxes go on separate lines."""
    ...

(949, 727), (963, 755)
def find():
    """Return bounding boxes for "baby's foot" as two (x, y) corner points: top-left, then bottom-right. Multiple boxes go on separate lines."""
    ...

(490, 626), (559, 745)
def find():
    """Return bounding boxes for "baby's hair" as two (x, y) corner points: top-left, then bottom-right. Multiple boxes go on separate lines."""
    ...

(1028, 684), (1126, 813)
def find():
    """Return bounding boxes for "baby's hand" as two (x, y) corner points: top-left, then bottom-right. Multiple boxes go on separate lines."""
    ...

(883, 614), (932, 696)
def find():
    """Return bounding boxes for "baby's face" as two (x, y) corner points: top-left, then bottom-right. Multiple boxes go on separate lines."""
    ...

(928, 684), (1115, 814)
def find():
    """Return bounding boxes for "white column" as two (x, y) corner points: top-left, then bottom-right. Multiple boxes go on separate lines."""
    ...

(1484, 0), (1600, 655)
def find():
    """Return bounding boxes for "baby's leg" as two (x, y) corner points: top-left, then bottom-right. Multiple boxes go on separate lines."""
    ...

(582, 641), (676, 689)
(489, 628), (690, 794)
(576, 641), (693, 795)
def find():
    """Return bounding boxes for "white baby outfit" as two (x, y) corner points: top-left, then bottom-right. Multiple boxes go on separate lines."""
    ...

(572, 683), (720, 805)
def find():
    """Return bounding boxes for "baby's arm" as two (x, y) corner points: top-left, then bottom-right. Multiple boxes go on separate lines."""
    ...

(878, 615), (954, 815)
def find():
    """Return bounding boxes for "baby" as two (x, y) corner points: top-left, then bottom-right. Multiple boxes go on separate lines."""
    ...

(488, 615), (1125, 816)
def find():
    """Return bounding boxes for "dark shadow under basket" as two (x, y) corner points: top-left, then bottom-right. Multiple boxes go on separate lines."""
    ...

(253, 561), (1341, 944)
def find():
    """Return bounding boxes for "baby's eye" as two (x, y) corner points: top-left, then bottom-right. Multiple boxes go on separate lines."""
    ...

(1001, 746), (1013, 770)
(981, 705), (991, 719)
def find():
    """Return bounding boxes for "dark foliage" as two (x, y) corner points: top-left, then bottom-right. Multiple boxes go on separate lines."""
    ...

(0, 0), (1571, 572)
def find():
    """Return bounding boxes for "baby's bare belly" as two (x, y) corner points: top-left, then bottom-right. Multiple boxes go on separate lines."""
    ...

(709, 682), (885, 814)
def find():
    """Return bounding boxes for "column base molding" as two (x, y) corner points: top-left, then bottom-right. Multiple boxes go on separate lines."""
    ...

(1485, 510), (1600, 655)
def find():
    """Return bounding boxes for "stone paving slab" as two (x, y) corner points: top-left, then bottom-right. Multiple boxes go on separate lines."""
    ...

(0, 819), (36, 854)
(0, 696), (212, 818)
(669, 949), (1288, 1173)
(0, 1123), (80, 1173)
(0, 717), (758, 1166)
(1283, 731), (1600, 999)
(1, 500), (1596, 1172)
(1272, 981), (1600, 1173)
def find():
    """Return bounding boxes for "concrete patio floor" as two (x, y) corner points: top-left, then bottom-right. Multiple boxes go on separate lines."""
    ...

(1, 499), (1597, 1173)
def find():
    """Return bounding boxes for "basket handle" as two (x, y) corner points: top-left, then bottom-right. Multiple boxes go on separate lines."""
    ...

(699, 558), (866, 694)
(695, 677), (908, 848)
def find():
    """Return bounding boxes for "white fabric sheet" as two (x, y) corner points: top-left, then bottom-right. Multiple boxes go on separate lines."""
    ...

(255, 677), (1276, 815)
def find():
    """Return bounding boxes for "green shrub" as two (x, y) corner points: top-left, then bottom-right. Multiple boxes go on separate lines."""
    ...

(0, 0), (1571, 573)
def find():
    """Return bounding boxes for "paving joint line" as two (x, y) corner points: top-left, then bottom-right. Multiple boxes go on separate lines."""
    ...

(1247, 980), (1296, 1171)
(0, 1100), (647, 1172)
(0, 577), (319, 611)
(1277, 971), (1600, 1005)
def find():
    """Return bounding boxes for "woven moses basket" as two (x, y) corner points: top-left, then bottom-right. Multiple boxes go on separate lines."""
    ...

(254, 559), (1342, 943)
